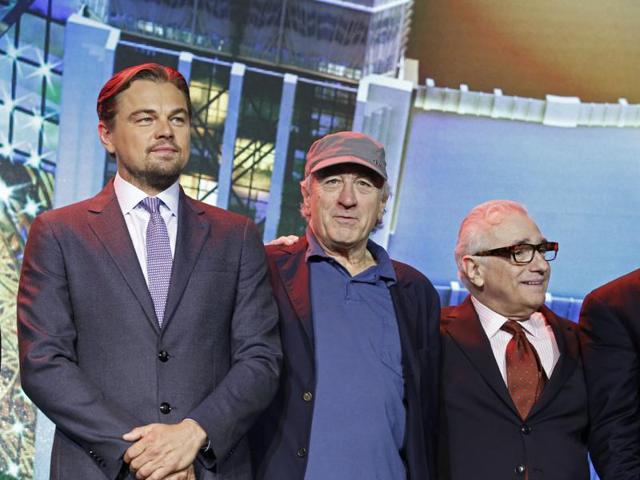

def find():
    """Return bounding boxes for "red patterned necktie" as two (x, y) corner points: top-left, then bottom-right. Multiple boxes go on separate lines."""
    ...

(501, 319), (547, 420)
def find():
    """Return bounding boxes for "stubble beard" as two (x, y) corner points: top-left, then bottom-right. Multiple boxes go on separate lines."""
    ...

(141, 160), (183, 191)
(122, 153), (186, 193)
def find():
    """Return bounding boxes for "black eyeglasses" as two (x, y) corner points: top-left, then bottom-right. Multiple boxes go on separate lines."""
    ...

(473, 241), (558, 265)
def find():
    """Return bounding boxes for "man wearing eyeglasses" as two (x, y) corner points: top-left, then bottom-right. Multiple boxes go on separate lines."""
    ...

(439, 200), (589, 480)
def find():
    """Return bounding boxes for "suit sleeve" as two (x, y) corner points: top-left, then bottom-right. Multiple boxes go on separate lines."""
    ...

(424, 282), (441, 478)
(18, 215), (140, 479)
(187, 218), (282, 466)
(579, 291), (640, 479)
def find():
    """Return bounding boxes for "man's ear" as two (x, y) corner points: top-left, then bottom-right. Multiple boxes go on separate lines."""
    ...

(461, 255), (485, 288)
(300, 180), (311, 217)
(377, 196), (387, 223)
(98, 121), (116, 155)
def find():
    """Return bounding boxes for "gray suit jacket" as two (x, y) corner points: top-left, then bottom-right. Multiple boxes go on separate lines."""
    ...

(17, 181), (282, 479)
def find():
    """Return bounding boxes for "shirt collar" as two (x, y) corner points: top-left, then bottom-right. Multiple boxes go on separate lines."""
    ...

(113, 173), (180, 217)
(305, 227), (328, 261)
(304, 227), (396, 284)
(471, 296), (547, 338)
(366, 238), (396, 283)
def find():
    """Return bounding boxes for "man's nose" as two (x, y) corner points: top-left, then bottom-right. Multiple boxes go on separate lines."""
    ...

(338, 182), (357, 207)
(530, 249), (550, 273)
(154, 117), (174, 138)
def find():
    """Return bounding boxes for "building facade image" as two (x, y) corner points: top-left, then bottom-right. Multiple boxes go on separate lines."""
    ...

(1, 1), (638, 478)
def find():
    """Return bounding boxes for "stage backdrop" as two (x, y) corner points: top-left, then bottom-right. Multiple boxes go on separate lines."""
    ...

(389, 109), (639, 299)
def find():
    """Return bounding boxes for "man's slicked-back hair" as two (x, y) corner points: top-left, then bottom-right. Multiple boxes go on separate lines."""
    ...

(454, 200), (530, 276)
(97, 63), (191, 128)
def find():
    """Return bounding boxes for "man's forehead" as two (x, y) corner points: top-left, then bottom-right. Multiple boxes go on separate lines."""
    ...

(484, 212), (543, 245)
(115, 80), (186, 110)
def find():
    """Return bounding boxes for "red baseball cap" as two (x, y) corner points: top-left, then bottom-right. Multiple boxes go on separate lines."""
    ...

(304, 131), (387, 180)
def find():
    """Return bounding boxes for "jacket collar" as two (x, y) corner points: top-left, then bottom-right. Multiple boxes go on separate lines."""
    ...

(87, 181), (209, 333)
(442, 296), (580, 420)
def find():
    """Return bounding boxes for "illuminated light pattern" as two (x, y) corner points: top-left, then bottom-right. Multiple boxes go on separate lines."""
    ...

(0, 2), (63, 478)
(182, 59), (231, 205)
(0, 162), (53, 480)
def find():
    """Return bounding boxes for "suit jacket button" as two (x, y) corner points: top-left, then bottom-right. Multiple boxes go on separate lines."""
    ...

(302, 391), (313, 402)
(158, 350), (169, 362)
(296, 447), (307, 457)
(520, 424), (531, 434)
(515, 464), (526, 475)
(160, 402), (172, 414)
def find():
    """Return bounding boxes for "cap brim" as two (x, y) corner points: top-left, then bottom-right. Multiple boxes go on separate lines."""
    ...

(308, 155), (387, 180)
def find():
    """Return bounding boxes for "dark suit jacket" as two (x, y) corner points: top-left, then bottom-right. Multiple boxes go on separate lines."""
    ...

(17, 181), (281, 480)
(440, 297), (589, 480)
(580, 268), (640, 479)
(250, 237), (440, 480)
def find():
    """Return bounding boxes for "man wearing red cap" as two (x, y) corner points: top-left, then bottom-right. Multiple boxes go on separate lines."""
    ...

(250, 131), (440, 480)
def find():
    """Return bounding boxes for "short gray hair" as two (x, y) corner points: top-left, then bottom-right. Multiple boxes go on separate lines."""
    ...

(454, 200), (529, 277)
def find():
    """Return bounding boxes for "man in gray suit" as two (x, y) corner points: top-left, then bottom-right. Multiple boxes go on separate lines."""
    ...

(17, 63), (281, 480)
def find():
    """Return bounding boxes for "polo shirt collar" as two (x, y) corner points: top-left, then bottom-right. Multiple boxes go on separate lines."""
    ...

(304, 227), (396, 284)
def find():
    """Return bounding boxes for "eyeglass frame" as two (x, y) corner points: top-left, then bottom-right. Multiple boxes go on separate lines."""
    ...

(472, 241), (559, 265)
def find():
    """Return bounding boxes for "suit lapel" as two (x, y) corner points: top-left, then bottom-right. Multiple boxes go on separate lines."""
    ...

(529, 307), (579, 417)
(275, 238), (314, 346)
(443, 297), (518, 415)
(161, 190), (209, 330)
(86, 182), (158, 332)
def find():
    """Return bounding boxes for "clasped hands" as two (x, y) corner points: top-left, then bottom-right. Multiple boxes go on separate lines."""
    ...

(122, 419), (207, 480)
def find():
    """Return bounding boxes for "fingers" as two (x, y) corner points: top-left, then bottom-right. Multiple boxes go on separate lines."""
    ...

(123, 423), (158, 463)
(286, 235), (299, 245)
(123, 422), (198, 479)
(130, 450), (156, 474)
(124, 441), (146, 464)
(136, 460), (166, 480)
(146, 465), (174, 480)
(123, 425), (147, 442)
(267, 235), (299, 246)
(134, 453), (184, 479)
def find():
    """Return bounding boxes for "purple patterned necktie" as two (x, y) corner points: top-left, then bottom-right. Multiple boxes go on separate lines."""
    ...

(141, 197), (172, 327)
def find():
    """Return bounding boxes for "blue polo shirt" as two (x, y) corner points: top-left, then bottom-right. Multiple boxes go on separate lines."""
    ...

(304, 229), (406, 480)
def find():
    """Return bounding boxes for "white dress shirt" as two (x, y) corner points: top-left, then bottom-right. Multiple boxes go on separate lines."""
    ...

(113, 173), (179, 285)
(471, 296), (561, 384)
